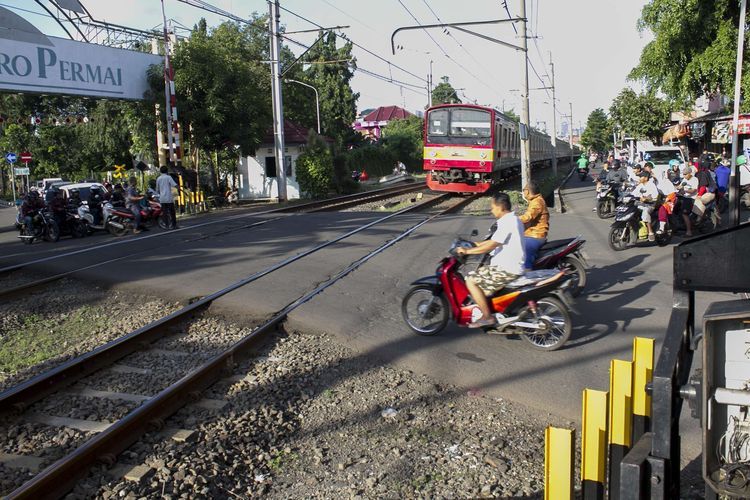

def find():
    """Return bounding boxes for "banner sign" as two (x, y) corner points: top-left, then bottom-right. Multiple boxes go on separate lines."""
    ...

(711, 121), (731, 144)
(0, 7), (161, 100)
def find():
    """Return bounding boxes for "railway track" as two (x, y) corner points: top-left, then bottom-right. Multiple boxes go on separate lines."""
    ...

(0, 182), (425, 300)
(0, 191), (478, 499)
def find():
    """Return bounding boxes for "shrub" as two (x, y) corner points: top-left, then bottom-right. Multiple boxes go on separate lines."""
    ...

(296, 132), (334, 198)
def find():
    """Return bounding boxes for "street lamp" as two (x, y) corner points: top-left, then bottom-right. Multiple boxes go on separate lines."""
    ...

(284, 79), (320, 134)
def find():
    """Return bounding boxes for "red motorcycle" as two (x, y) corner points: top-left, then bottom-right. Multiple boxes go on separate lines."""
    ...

(108, 200), (164, 236)
(402, 235), (575, 351)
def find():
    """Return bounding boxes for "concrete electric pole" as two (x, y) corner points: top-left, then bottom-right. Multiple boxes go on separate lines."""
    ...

(519, 0), (532, 188)
(729, 0), (747, 227)
(549, 52), (558, 177)
(569, 102), (574, 167)
(269, 0), (288, 201)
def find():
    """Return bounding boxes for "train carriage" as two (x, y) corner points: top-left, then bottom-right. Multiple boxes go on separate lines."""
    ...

(423, 103), (575, 193)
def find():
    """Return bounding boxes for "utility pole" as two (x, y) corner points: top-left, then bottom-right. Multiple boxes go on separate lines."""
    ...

(269, 0), (287, 201)
(729, 0), (747, 227)
(427, 60), (433, 108)
(549, 52), (557, 177)
(519, 0), (532, 188)
(569, 102), (574, 167)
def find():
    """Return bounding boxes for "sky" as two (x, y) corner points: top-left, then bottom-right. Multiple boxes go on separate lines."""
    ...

(2, 0), (652, 136)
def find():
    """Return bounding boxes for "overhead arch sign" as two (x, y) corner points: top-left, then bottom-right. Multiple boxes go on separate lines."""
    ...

(0, 7), (161, 100)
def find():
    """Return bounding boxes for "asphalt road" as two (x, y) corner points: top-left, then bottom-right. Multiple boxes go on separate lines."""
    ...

(5, 175), (745, 469)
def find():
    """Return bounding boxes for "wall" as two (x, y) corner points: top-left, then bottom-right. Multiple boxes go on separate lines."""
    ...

(237, 144), (301, 200)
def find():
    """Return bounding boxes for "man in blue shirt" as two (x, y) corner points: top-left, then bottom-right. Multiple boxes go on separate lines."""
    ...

(715, 159), (731, 194)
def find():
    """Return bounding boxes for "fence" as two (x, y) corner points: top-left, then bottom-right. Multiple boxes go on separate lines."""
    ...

(176, 175), (208, 215)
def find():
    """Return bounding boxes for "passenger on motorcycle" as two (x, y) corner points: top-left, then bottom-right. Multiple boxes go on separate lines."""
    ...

(455, 192), (526, 328)
(715, 158), (731, 194)
(694, 161), (717, 216)
(20, 191), (45, 232)
(635, 170), (659, 241)
(606, 159), (629, 185)
(126, 176), (144, 234)
(678, 166), (699, 237)
(519, 181), (549, 271)
(48, 188), (66, 229)
(667, 160), (682, 186)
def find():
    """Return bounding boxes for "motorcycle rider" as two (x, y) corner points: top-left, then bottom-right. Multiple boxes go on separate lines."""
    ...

(126, 176), (144, 234)
(48, 187), (66, 230)
(88, 185), (105, 226)
(577, 153), (589, 175)
(606, 159), (629, 185)
(455, 192), (525, 328)
(518, 181), (549, 271)
(635, 170), (659, 241)
(20, 190), (45, 233)
(667, 160), (682, 186)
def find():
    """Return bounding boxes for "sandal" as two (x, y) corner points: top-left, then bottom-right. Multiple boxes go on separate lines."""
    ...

(468, 317), (498, 328)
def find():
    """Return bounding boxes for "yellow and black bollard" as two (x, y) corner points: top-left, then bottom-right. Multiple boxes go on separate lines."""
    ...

(631, 337), (654, 443)
(582, 389), (608, 500)
(178, 175), (185, 213)
(607, 359), (633, 500)
(544, 426), (575, 500)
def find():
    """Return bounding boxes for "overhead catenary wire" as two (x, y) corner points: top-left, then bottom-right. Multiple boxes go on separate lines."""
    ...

(277, 3), (427, 85)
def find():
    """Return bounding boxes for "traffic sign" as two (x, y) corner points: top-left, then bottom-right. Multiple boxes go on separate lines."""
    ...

(20, 152), (32, 163)
(14, 167), (29, 175)
(5, 152), (17, 163)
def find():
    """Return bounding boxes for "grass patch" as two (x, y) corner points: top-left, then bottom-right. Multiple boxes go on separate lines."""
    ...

(268, 450), (298, 472)
(0, 304), (109, 373)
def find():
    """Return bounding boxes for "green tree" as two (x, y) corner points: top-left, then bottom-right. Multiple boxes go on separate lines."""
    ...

(303, 31), (359, 147)
(296, 131), (334, 198)
(432, 76), (461, 104)
(381, 115), (424, 170)
(163, 17), (272, 192)
(609, 88), (670, 143)
(580, 108), (611, 152)
(502, 108), (520, 122)
(630, 0), (749, 110)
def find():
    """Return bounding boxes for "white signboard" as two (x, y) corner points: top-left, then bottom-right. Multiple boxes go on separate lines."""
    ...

(14, 167), (29, 175)
(0, 10), (161, 100)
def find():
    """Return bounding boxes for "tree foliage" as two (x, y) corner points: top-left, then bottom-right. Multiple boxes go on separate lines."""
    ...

(630, 0), (749, 110)
(380, 115), (424, 170)
(609, 88), (670, 143)
(296, 132), (334, 198)
(580, 108), (611, 152)
(432, 77), (461, 104)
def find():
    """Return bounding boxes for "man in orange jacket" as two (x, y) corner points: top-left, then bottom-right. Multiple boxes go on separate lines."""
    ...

(519, 181), (549, 271)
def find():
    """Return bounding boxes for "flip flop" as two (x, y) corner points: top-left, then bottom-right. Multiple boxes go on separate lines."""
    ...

(468, 317), (498, 328)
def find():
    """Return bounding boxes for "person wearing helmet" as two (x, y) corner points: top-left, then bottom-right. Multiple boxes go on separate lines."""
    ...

(635, 170), (659, 241)
(20, 190), (45, 233)
(714, 158), (731, 194)
(606, 159), (628, 185)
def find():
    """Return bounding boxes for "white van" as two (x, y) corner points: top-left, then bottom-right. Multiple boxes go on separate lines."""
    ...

(640, 145), (686, 183)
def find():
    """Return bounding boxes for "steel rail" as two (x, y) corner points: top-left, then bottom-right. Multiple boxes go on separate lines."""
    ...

(0, 193), (451, 412)
(0, 182), (420, 277)
(5, 191), (478, 500)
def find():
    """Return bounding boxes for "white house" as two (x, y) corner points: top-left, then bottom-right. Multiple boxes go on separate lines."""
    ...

(237, 120), (313, 200)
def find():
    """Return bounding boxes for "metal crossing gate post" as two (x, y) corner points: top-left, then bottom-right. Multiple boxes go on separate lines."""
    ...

(608, 359), (633, 499)
(582, 389), (608, 500)
(544, 427), (574, 499)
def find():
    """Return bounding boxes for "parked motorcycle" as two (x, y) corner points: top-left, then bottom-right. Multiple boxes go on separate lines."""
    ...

(401, 236), (574, 351)
(78, 201), (117, 234)
(608, 194), (670, 250)
(17, 210), (60, 244)
(55, 207), (87, 239)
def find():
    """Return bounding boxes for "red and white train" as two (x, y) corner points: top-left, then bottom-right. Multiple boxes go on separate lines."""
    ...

(422, 103), (577, 193)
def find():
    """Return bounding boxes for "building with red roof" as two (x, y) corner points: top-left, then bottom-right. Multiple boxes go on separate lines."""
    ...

(354, 105), (415, 140)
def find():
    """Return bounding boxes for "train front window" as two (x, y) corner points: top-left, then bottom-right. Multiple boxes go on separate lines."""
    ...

(449, 109), (491, 137)
(427, 109), (449, 136)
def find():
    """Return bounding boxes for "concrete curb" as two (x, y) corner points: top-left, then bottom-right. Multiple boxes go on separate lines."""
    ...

(554, 160), (576, 213)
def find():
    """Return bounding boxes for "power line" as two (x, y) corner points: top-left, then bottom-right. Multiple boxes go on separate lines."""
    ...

(276, 3), (427, 84)
(394, 0), (501, 101)
(319, 0), (376, 32)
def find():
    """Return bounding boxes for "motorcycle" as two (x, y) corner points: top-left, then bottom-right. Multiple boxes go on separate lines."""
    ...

(481, 224), (587, 297)
(54, 206), (87, 239)
(596, 181), (624, 219)
(401, 235), (575, 351)
(108, 200), (164, 236)
(578, 165), (589, 181)
(608, 194), (671, 250)
(78, 201), (117, 234)
(17, 210), (60, 244)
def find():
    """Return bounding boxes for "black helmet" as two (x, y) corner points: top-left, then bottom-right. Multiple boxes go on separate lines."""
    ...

(29, 190), (39, 199)
(613, 159), (621, 169)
